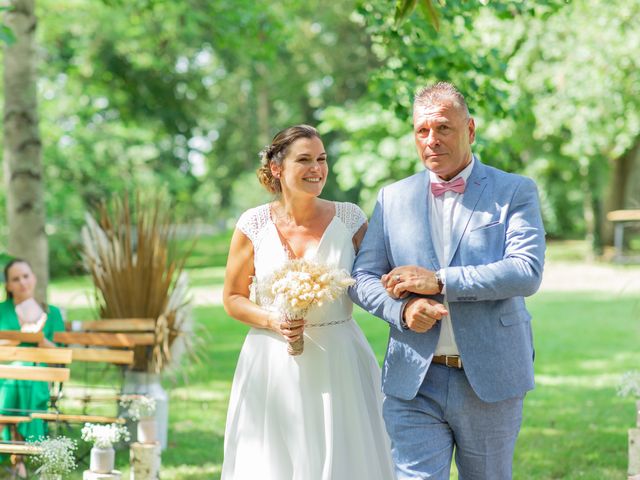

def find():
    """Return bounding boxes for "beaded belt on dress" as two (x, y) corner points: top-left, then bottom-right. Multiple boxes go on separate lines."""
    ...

(306, 317), (351, 328)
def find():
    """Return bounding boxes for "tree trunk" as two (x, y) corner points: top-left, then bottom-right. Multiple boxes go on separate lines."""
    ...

(581, 159), (604, 259)
(624, 139), (640, 209)
(602, 136), (640, 245)
(3, 0), (48, 301)
(255, 62), (270, 147)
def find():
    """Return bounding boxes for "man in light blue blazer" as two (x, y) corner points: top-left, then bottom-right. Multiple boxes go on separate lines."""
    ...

(350, 82), (545, 480)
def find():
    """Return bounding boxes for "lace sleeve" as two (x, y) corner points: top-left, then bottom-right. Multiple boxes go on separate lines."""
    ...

(236, 204), (270, 245)
(335, 202), (368, 237)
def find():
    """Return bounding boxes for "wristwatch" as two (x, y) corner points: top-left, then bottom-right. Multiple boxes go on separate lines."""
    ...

(435, 269), (444, 293)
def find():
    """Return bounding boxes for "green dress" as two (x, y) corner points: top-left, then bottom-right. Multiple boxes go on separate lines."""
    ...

(0, 299), (65, 442)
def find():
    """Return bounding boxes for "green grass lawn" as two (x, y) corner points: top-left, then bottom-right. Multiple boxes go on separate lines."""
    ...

(16, 292), (640, 479)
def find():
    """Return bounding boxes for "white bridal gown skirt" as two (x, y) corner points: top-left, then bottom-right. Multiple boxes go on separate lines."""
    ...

(221, 320), (396, 480)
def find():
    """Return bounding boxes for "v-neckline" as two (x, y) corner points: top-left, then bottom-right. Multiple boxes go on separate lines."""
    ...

(268, 203), (337, 260)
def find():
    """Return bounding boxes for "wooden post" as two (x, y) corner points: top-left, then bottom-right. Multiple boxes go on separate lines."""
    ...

(83, 471), (122, 480)
(629, 401), (640, 479)
(130, 442), (161, 479)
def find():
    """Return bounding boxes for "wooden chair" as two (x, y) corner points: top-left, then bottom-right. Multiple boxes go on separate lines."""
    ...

(0, 331), (44, 347)
(0, 345), (71, 478)
(607, 209), (640, 262)
(0, 341), (126, 431)
(51, 320), (152, 417)
(58, 317), (156, 374)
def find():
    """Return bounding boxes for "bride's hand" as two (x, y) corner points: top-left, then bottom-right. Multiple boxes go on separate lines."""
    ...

(269, 314), (305, 342)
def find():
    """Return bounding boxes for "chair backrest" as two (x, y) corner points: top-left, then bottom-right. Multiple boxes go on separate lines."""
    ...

(0, 346), (72, 364)
(69, 348), (134, 365)
(76, 318), (156, 346)
(0, 346), (72, 382)
(0, 443), (42, 455)
(56, 318), (156, 367)
(54, 328), (139, 367)
(54, 332), (135, 348)
(0, 330), (44, 345)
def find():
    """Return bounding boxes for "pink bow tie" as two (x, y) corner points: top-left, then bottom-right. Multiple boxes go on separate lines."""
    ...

(430, 177), (466, 197)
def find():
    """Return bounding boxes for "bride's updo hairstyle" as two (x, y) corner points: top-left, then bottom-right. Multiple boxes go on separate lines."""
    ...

(257, 124), (320, 194)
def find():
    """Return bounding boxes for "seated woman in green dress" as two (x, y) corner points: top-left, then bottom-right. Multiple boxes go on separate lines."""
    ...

(0, 258), (65, 442)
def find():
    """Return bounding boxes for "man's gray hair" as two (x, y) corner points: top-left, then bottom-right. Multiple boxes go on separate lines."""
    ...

(414, 82), (470, 117)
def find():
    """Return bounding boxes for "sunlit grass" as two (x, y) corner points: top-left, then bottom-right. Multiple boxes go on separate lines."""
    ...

(15, 291), (639, 479)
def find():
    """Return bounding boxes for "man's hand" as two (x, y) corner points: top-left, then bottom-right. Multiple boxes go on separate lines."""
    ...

(381, 266), (440, 299)
(403, 298), (448, 333)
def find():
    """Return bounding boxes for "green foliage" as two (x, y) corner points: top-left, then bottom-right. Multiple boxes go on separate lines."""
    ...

(175, 230), (233, 269)
(0, 6), (15, 45)
(319, 0), (560, 214)
(0, 25), (14, 45)
(2, 0), (639, 276)
(502, 0), (640, 242)
(319, 0), (640, 245)
(2, 0), (379, 276)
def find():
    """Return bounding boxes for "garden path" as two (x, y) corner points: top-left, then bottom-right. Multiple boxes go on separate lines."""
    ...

(50, 261), (639, 310)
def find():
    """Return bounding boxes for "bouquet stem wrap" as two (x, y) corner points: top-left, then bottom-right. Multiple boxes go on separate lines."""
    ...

(287, 336), (304, 356)
(257, 259), (355, 356)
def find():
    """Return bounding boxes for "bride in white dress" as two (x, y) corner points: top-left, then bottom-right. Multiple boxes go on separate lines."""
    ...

(221, 125), (396, 480)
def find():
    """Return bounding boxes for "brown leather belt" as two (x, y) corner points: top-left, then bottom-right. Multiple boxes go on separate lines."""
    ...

(432, 355), (463, 369)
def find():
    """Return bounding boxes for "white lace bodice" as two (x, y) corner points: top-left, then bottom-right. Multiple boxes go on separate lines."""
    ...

(236, 202), (366, 250)
(236, 202), (367, 324)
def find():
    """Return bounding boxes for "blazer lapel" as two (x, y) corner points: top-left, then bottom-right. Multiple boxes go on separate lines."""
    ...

(416, 172), (440, 271)
(446, 159), (488, 266)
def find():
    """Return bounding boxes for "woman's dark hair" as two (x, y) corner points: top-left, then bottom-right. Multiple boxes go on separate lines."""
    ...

(4, 258), (32, 299)
(256, 124), (321, 194)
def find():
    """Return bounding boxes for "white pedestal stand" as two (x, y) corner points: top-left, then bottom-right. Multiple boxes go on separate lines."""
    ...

(83, 471), (122, 480)
(130, 442), (161, 479)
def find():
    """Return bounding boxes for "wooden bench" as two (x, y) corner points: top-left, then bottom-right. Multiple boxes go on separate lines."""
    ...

(52, 320), (155, 415)
(0, 442), (42, 455)
(0, 441), (42, 479)
(62, 318), (156, 370)
(0, 345), (71, 476)
(0, 345), (72, 420)
(0, 330), (44, 347)
(0, 343), (125, 432)
(607, 209), (640, 263)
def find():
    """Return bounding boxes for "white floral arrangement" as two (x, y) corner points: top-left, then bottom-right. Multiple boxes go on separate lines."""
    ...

(81, 423), (130, 449)
(618, 371), (640, 398)
(31, 436), (77, 476)
(119, 394), (156, 421)
(256, 258), (355, 355)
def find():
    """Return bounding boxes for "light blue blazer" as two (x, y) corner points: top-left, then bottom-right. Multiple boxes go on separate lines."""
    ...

(350, 159), (546, 403)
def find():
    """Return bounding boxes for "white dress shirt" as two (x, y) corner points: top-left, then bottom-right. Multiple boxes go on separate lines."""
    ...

(429, 157), (475, 356)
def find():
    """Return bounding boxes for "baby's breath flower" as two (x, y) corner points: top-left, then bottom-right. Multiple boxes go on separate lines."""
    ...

(119, 395), (157, 421)
(32, 436), (77, 476)
(81, 423), (130, 449)
(618, 371), (640, 398)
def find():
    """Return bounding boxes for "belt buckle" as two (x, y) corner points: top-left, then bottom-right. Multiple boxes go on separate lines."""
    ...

(445, 355), (461, 369)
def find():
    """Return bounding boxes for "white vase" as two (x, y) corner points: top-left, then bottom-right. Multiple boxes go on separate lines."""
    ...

(122, 371), (168, 450)
(90, 445), (115, 474)
(39, 474), (63, 480)
(137, 416), (157, 444)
